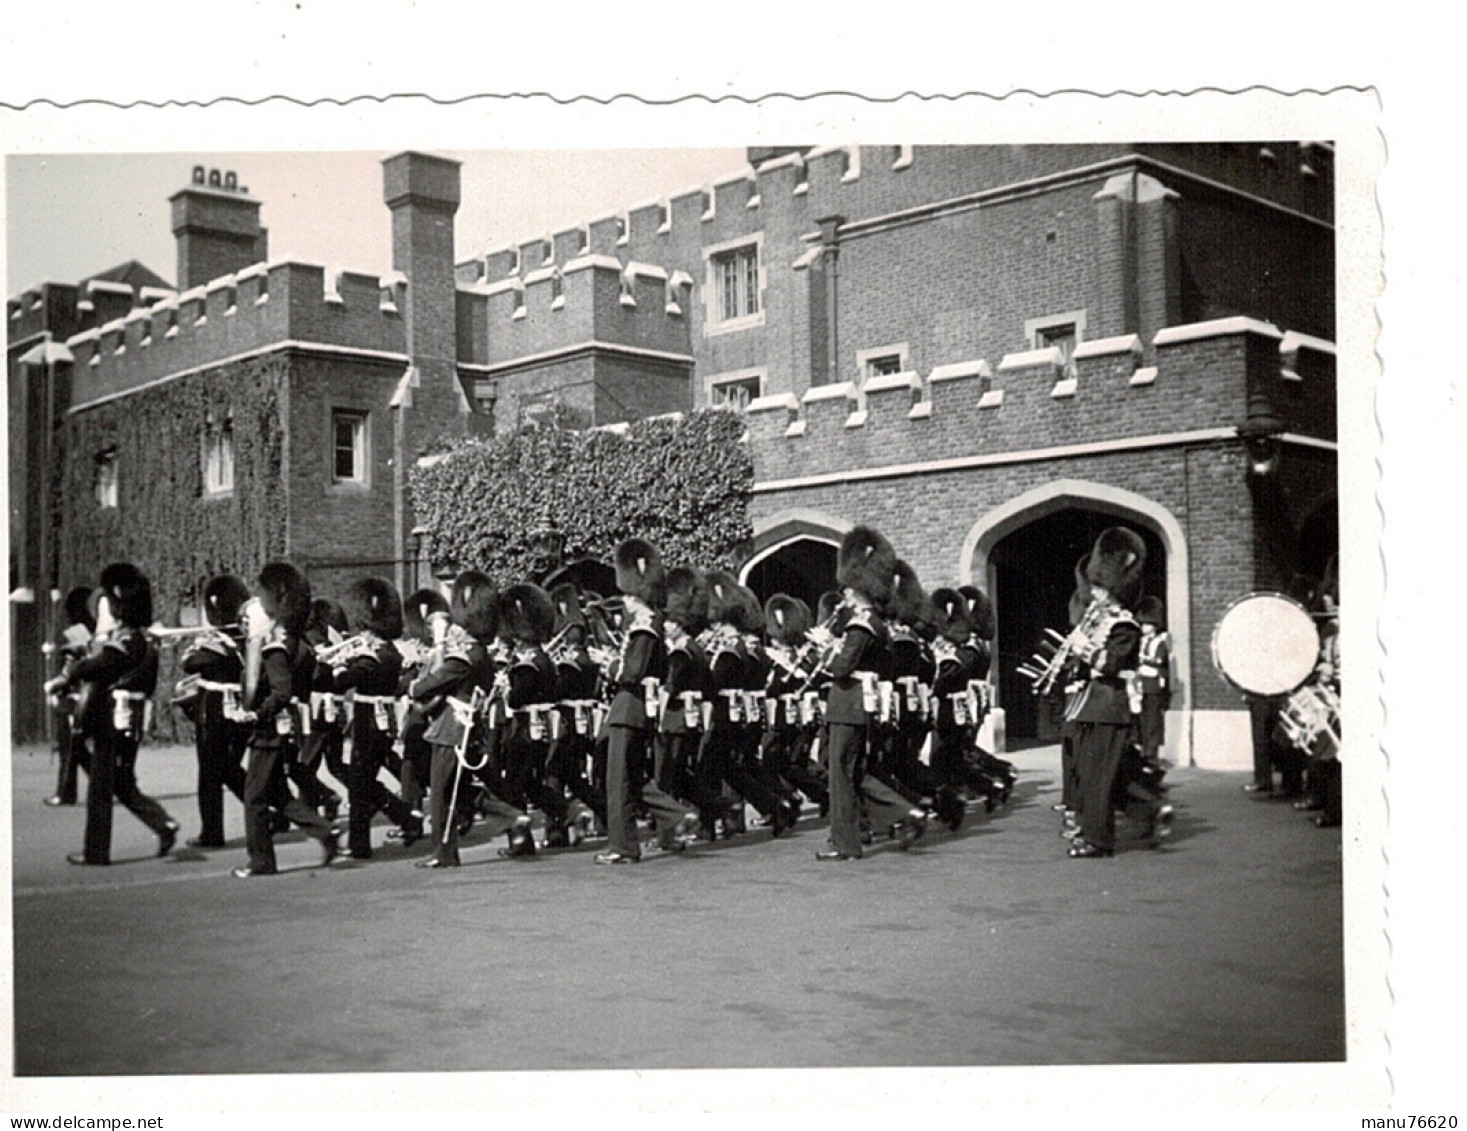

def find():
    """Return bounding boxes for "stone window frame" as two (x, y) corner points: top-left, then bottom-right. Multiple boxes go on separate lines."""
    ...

(201, 417), (236, 498)
(702, 232), (765, 337)
(95, 448), (119, 509)
(1025, 309), (1087, 377)
(854, 341), (910, 408)
(328, 407), (370, 491)
(705, 366), (766, 412)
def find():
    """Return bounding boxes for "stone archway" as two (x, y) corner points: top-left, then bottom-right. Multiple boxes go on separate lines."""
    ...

(739, 508), (852, 611)
(960, 480), (1193, 761)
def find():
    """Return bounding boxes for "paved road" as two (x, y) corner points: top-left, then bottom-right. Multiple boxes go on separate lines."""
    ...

(8, 741), (1344, 1082)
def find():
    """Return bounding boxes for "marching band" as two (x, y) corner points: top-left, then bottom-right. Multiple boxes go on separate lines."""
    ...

(39, 521), (1342, 874)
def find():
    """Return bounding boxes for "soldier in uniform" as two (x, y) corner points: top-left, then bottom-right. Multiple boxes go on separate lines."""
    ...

(47, 563), (180, 865)
(816, 526), (929, 861)
(1134, 596), (1172, 771)
(929, 587), (984, 831)
(334, 578), (422, 859)
(299, 598), (349, 818)
(732, 584), (801, 835)
(595, 538), (693, 864)
(177, 574), (251, 848)
(233, 562), (338, 877)
(545, 582), (606, 838)
(392, 588), (450, 836)
(658, 566), (726, 839)
(44, 585), (96, 807)
(763, 594), (829, 819)
(1067, 528), (1172, 858)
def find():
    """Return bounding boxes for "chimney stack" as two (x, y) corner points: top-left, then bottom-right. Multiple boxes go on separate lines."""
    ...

(170, 167), (266, 290)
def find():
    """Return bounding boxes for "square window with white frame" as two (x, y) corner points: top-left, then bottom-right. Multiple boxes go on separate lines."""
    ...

(1026, 310), (1086, 378)
(710, 372), (764, 411)
(331, 410), (368, 485)
(704, 236), (764, 333)
(856, 342), (910, 386)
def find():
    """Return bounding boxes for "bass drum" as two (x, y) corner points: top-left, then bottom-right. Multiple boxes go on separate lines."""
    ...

(1211, 592), (1320, 697)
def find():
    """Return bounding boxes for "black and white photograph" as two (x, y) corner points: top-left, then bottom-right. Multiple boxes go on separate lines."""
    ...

(1, 17), (1444, 1123)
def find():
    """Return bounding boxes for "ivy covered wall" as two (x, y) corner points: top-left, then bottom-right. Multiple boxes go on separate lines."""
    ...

(410, 407), (753, 585)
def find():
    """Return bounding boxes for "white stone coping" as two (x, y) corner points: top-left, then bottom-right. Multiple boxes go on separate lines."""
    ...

(863, 370), (921, 395)
(1279, 330), (1336, 356)
(784, 420), (807, 438)
(746, 393), (800, 414)
(978, 389), (1005, 409)
(754, 151), (805, 174)
(1153, 316), (1283, 346)
(234, 263), (267, 281)
(998, 346), (1064, 371)
(1050, 378), (1078, 399)
(801, 381), (859, 405)
(647, 411), (686, 424)
(791, 245), (823, 271)
(1129, 367), (1159, 386)
(907, 401), (933, 419)
(85, 279), (134, 297)
(522, 267), (558, 286)
(1072, 333), (1142, 360)
(929, 358), (992, 383)
(139, 285), (175, 301)
(461, 277), (525, 298)
(844, 410), (868, 429)
(668, 270), (694, 289)
(625, 261), (669, 282)
(562, 254), (624, 275)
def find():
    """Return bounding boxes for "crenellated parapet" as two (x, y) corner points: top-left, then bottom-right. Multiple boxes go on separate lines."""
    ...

(65, 260), (409, 410)
(745, 317), (1336, 482)
(456, 254), (694, 368)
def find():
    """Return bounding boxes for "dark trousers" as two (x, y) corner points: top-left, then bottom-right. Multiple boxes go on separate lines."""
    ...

(298, 722), (346, 809)
(194, 713), (247, 845)
(1077, 722), (1158, 852)
(826, 722), (912, 858)
(1061, 719), (1082, 812)
(400, 730), (432, 814)
(548, 731), (606, 828)
(1249, 696), (1290, 791)
(607, 723), (682, 858)
(82, 727), (176, 864)
(54, 713), (90, 803)
(1138, 694), (1167, 763)
(243, 743), (335, 872)
(347, 727), (414, 857)
(426, 742), (473, 865)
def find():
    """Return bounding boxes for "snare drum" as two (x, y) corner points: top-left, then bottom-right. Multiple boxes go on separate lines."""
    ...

(1211, 592), (1320, 697)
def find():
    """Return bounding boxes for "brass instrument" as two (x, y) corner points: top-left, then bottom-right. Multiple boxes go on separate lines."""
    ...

(315, 632), (378, 667)
(148, 622), (239, 648)
(791, 596), (855, 692)
(1019, 596), (1127, 696)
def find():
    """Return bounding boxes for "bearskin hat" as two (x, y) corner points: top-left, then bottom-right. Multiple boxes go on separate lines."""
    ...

(449, 571), (498, 642)
(342, 577), (404, 640)
(99, 562), (153, 628)
(958, 584), (996, 643)
(910, 593), (941, 643)
(664, 567), (710, 634)
(306, 597), (349, 644)
(706, 569), (744, 627)
(930, 587), (973, 645)
(63, 585), (95, 631)
(257, 562), (312, 636)
(403, 588), (450, 644)
(765, 594), (813, 646)
(499, 583), (556, 645)
(732, 585), (764, 635)
(1135, 596), (1166, 629)
(548, 581), (588, 637)
(203, 574), (251, 629)
(816, 589), (844, 624)
(888, 560), (926, 625)
(614, 537), (667, 608)
(837, 525), (898, 605)
(1084, 527), (1146, 608)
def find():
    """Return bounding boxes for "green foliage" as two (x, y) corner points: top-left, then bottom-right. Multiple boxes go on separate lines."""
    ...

(58, 354), (291, 738)
(410, 408), (753, 584)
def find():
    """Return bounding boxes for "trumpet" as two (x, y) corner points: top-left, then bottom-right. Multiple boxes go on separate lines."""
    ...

(1018, 596), (1123, 696)
(147, 622), (239, 647)
(315, 632), (378, 667)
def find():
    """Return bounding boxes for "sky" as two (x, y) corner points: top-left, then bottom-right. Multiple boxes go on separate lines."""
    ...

(4, 148), (748, 295)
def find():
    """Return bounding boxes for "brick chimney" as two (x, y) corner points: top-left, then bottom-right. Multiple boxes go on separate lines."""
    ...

(169, 167), (267, 290)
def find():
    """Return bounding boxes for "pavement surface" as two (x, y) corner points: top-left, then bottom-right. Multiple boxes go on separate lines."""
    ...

(6, 740), (1345, 1081)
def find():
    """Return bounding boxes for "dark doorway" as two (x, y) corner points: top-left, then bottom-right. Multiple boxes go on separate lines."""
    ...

(1295, 501), (1338, 587)
(543, 557), (618, 602)
(743, 538), (839, 614)
(991, 508), (1167, 744)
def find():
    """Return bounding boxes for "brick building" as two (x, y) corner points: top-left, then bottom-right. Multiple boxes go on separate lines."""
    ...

(8, 144), (1337, 766)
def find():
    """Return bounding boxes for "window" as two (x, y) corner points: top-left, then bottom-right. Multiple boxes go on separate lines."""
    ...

(473, 379), (496, 417)
(203, 421), (235, 496)
(864, 353), (904, 380)
(95, 450), (118, 509)
(331, 410), (367, 485)
(1026, 310), (1087, 378)
(856, 342), (910, 387)
(711, 372), (763, 411)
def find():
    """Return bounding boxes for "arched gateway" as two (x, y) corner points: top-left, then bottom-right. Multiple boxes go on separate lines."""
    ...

(960, 480), (1194, 762)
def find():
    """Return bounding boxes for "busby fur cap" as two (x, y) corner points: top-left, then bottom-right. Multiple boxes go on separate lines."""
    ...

(548, 582), (587, 635)
(1135, 596), (1166, 628)
(736, 585), (766, 635)
(765, 594), (813, 645)
(450, 571), (499, 642)
(959, 584), (996, 642)
(99, 562), (153, 628)
(63, 585), (96, 630)
(614, 537), (667, 608)
(404, 588), (450, 643)
(500, 583), (556, 645)
(816, 589), (844, 624)
(257, 561), (312, 636)
(307, 598), (349, 639)
(910, 594), (941, 643)
(1085, 527), (1146, 606)
(837, 526), (898, 605)
(930, 587), (973, 645)
(343, 577), (404, 640)
(664, 567), (710, 634)
(888, 560), (926, 625)
(706, 569), (744, 626)
(203, 574), (251, 628)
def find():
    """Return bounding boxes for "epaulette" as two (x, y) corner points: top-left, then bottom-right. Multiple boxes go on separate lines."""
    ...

(443, 642), (472, 667)
(847, 606), (879, 634)
(261, 624), (290, 655)
(512, 646), (539, 668)
(626, 606), (659, 636)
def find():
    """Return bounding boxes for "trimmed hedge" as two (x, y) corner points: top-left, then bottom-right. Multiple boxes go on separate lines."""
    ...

(410, 408), (753, 583)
